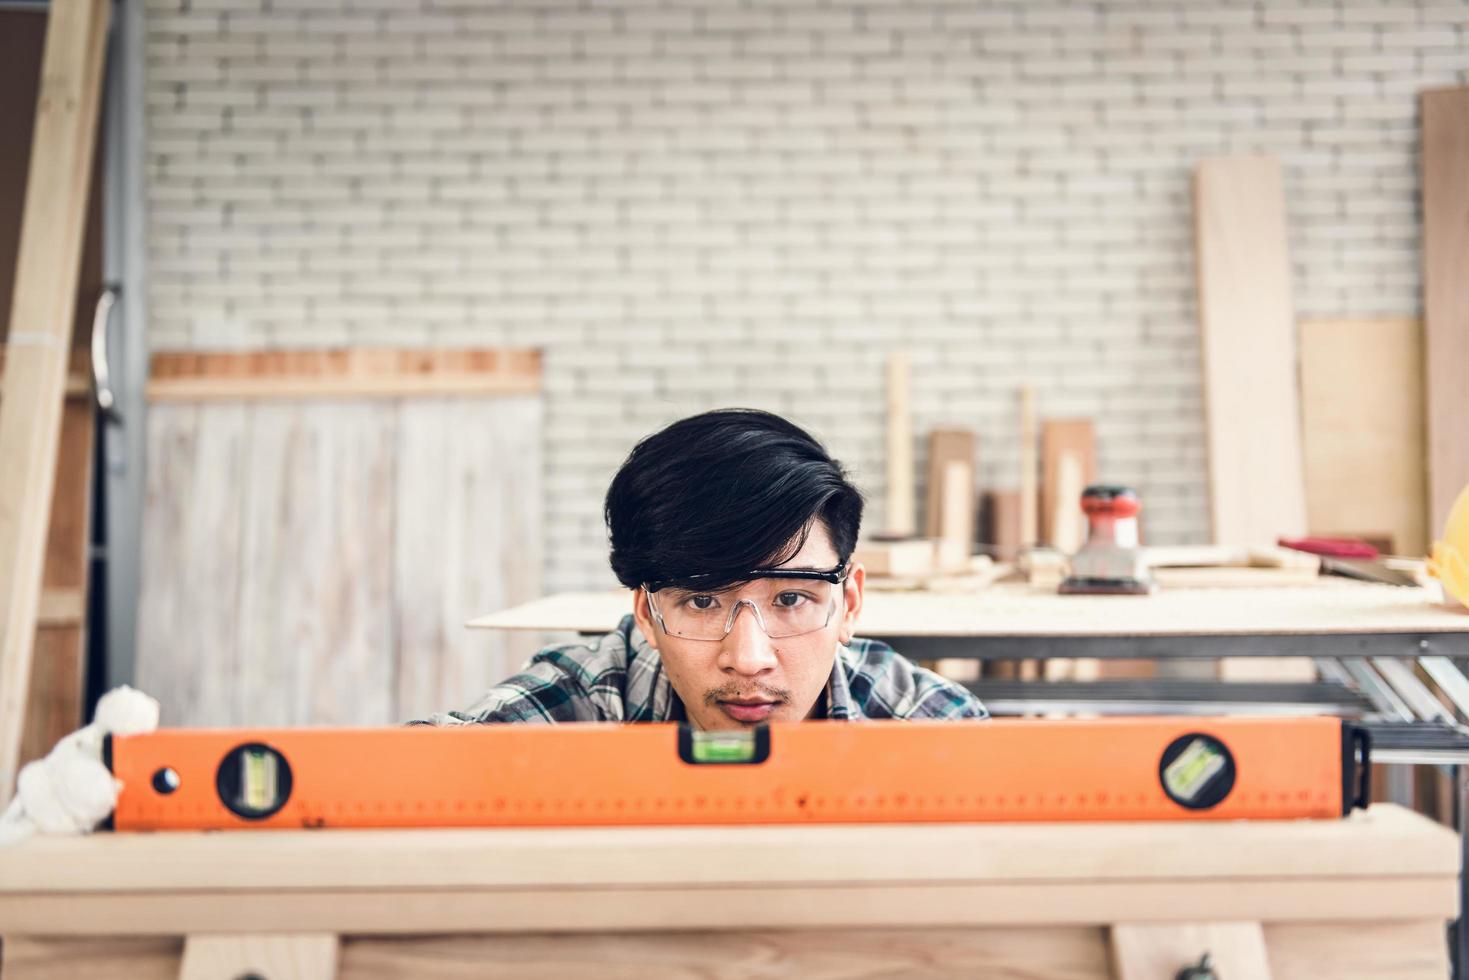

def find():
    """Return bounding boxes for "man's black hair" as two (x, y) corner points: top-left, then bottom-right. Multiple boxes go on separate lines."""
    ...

(605, 408), (865, 592)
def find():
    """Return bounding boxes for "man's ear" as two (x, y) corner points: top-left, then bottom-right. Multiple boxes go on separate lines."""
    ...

(838, 562), (865, 645)
(632, 587), (660, 651)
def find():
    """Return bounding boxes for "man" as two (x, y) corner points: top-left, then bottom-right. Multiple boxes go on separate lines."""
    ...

(420, 408), (987, 728)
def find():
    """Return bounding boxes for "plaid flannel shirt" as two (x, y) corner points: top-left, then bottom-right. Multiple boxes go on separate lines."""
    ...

(413, 615), (987, 725)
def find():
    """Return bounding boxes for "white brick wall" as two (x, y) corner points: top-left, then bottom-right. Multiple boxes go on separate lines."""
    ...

(142, 0), (1469, 590)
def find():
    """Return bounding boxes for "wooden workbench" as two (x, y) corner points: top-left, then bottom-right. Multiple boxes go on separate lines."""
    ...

(0, 804), (1457, 978)
(470, 580), (1469, 661)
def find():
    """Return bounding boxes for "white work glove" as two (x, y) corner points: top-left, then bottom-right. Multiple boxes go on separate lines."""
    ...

(0, 685), (160, 846)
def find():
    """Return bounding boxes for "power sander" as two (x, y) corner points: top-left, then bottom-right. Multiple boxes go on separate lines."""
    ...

(1058, 484), (1157, 595)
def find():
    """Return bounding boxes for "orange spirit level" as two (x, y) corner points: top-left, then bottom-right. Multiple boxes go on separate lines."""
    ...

(106, 717), (1370, 832)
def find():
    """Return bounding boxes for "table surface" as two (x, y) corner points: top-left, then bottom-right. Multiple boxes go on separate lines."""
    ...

(470, 580), (1469, 639)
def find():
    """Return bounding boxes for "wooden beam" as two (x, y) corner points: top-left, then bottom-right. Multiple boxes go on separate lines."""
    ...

(0, 922), (1453, 980)
(0, 876), (1457, 938)
(146, 348), (542, 401)
(1194, 156), (1308, 546)
(0, 0), (110, 808)
(1422, 88), (1469, 540)
(2, 803), (1453, 894)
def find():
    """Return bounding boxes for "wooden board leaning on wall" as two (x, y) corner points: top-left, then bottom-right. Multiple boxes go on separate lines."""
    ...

(1299, 318), (1427, 558)
(1193, 156), (1308, 548)
(0, 0), (110, 808)
(1422, 88), (1469, 542)
(136, 348), (545, 728)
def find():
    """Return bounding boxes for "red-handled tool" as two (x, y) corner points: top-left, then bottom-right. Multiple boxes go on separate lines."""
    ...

(1278, 537), (1380, 559)
(1279, 537), (1419, 587)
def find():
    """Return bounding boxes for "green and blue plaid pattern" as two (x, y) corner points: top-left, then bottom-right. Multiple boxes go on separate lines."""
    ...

(414, 616), (987, 725)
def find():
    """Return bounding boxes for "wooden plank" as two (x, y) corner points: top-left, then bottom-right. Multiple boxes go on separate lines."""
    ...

(0, 0), (110, 807)
(179, 934), (338, 980)
(1019, 387), (1038, 547)
(0, 877), (1454, 937)
(924, 429), (976, 542)
(0, 936), (182, 980)
(1, 922), (1446, 980)
(1194, 156), (1308, 547)
(981, 490), (1022, 562)
(884, 354), (915, 537)
(1266, 919), (1450, 980)
(135, 404), (247, 727)
(394, 397), (543, 721)
(1111, 921), (1271, 980)
(1422, 88), (1469, 540)
(338, 928), (1113, 979)
(0, 804), (1452, 893)
(937, 462), (974, 567)
(145, 348), (542, 401)
(0, 11), (105, 781)
(0, 12), (105, 775)
(1, 8), (105, 787)
(1040, 419), (1096, 552)
(233, 403), (395, 726)
(1300, 318), (1427, 556)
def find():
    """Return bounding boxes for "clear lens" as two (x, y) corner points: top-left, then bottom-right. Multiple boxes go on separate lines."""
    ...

(654, 578), (840, 641)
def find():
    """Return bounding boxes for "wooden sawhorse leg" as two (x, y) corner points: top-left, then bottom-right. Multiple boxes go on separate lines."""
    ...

(1111, 921), (1271, 980)
(178, 934), (339, 980)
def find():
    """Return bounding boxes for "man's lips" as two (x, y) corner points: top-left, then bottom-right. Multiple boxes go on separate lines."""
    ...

(717, 700), (776, 723)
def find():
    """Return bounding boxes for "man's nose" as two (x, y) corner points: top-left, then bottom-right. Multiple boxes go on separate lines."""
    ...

(720, 601), (778, 675)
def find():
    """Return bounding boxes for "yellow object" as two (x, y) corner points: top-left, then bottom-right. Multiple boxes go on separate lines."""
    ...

(1428, 483), (1469, 608)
